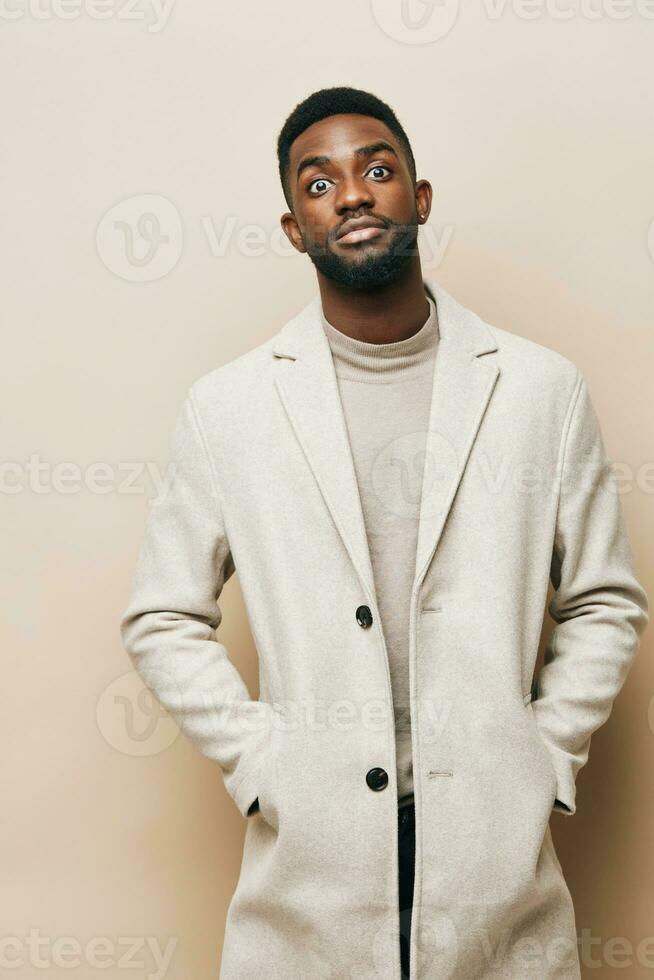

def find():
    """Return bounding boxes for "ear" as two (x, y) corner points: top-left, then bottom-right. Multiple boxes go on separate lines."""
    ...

(280, 211), (307, 254)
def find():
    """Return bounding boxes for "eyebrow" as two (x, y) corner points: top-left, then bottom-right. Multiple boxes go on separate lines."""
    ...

(295, 141), (400, 182)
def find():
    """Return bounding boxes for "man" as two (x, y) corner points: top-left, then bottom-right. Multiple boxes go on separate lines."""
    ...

(119, 87), (649, 979)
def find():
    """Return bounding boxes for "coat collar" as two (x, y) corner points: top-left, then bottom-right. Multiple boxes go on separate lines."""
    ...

(271, 277), (500, 601)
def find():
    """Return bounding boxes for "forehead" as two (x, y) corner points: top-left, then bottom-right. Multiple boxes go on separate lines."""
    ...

(289, 113), (400, 174)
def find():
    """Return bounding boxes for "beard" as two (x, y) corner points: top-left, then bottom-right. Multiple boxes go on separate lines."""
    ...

(302, 212), (420, 291)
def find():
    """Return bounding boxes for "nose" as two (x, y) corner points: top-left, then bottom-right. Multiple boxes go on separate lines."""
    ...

(334, 174), (375, 216)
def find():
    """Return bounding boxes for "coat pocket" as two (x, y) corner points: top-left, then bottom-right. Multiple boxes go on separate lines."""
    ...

(523, 691), (558, 795)
(246, 707), (283, 832)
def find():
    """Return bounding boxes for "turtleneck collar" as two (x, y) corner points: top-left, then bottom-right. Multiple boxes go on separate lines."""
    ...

(320, 293), (439, 383)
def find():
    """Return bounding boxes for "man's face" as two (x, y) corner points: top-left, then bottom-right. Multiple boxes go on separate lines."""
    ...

(281, 114), (430, 290)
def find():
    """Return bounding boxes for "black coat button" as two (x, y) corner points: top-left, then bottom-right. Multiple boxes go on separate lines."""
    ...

(366, 767), (388, 791)
(356, 605), (373, 628)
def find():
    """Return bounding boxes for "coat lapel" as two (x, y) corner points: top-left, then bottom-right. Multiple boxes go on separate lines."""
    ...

(271, 294), (378, 598)
(270, 277), (500, 599)
(413, 279), (500, 587)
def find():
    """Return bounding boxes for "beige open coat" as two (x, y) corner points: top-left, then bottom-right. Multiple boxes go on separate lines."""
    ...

(120, 278), (648, 980)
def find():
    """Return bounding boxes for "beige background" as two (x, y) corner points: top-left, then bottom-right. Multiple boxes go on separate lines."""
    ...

(2, 2), (653, 977)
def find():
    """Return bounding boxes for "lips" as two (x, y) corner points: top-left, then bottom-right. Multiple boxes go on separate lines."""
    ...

(335, 216), (387, 246)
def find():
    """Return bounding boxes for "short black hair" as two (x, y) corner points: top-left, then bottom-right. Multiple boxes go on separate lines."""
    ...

(277, 86), (417, 212)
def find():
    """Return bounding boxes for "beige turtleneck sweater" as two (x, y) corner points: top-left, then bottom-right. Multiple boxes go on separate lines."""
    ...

(320, 293), (439, 809)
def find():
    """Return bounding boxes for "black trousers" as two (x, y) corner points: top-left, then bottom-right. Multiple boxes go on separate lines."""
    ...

(398, 802), (416, 980)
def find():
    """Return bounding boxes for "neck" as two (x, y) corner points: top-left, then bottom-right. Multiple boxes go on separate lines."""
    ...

(316, 262), (430, 345)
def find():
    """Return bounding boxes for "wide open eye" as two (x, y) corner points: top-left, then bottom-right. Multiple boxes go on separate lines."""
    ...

(307, 177), (333, 196)
(367, 165), (392, 180)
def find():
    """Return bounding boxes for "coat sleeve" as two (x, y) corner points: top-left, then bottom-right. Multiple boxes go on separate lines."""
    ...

(119, 386), (271, 818)
(533, 369), (649, 816)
